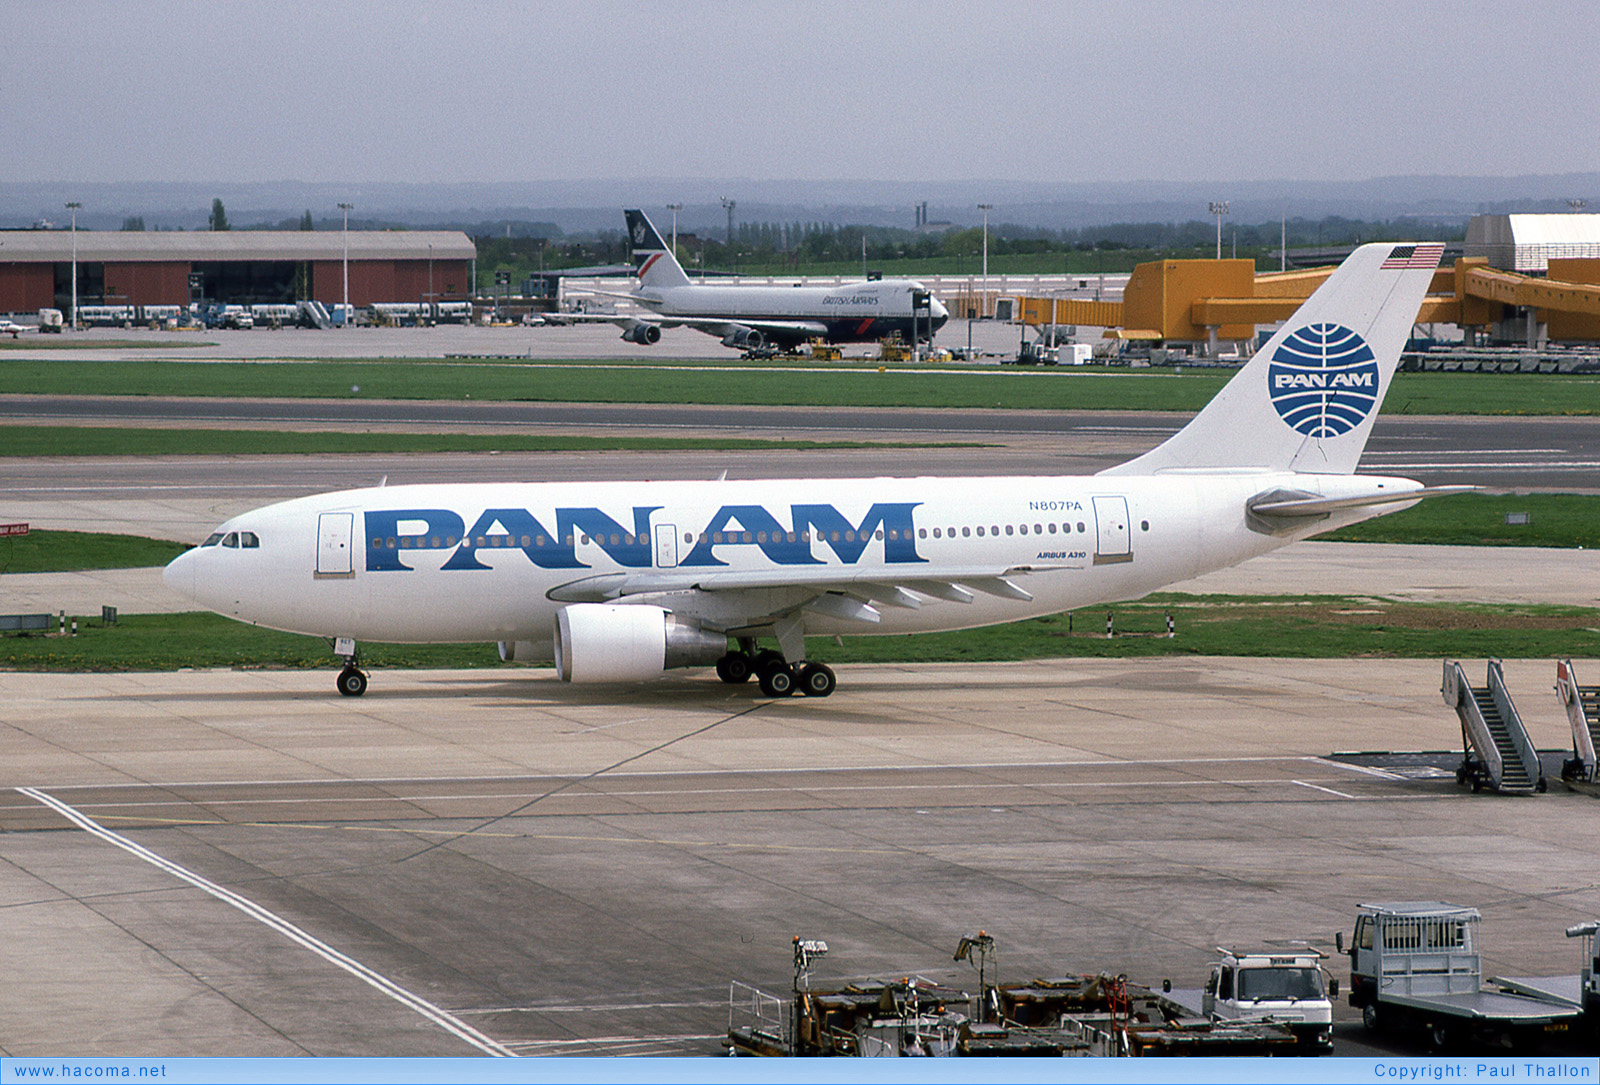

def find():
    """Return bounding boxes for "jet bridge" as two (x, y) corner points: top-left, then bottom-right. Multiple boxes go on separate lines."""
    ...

(1555, 659), (1600, 792)
(1442, 660), (1545, 794)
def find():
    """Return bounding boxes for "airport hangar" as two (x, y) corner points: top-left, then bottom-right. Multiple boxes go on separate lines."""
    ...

(0, 230), (476, 313)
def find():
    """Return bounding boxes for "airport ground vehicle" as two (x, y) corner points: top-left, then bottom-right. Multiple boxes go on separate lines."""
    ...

(1339, 902), (1583, 1050)
(37, 307), (62, 332)
(1187, 948), (1334, 1052)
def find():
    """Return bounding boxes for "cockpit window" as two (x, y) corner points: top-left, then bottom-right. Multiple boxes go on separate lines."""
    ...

(240, 531), (259, 548)
(202, 533), (224, 547)
(222, 532), (239, 548)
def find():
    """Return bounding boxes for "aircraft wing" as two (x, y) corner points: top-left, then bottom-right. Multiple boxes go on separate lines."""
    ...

(547, 564), (1059, 629)
(673, 317), (830, 342)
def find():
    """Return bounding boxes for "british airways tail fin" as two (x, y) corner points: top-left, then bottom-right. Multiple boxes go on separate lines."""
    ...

(625, 209), (693, 289)
(1101, 242), (1444, 477)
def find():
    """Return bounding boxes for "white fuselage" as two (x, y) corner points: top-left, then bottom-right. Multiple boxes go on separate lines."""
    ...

(636, 279), (947, 338)
(163, 472), (1417, 651)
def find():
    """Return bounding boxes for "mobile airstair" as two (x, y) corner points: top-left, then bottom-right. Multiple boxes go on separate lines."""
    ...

(1555, 660), (1600, 793)
(297, 299), (334, 329)
(1441, 660), (1545, 794)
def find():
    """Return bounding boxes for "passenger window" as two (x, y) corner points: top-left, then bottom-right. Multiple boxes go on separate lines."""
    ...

(222, 532), (239, 548)
(1047, 523), (1056, 534)
(1019, 524), (1028, 535)
(1355, 917), (1373, 951)
(1218, 968), (1233, 1000)
(933, 528), (941, 538)
(1034, 524), (1043, 533)
(976, 526), (985, 536)
(1077, 522), (1087, 533)
(875, 529), (883, 540)
(962, 527), (970, 537)
(1005, 525), (1014, 536)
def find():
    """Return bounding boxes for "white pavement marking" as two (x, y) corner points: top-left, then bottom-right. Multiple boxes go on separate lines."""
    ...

(1291, 779), (1359, 799)
(17, 786), (517, 1058)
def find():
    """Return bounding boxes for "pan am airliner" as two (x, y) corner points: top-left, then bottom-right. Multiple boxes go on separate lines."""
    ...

(164, 242), (1458, 698)
(545, 209), (948, 351)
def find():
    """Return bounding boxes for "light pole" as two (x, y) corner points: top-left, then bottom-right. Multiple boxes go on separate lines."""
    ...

(1209, 201), (1229, 260)
(65, 202), (81, 329)
(337, 203), (352, 326)
(977, 204), (993, 319)
(427, 243), (434, 322)
(720, 196), (735, 259)
(665, 203), (683, 261)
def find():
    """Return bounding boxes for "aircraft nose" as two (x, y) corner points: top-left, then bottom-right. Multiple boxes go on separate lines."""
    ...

(162, 547), (197, 600)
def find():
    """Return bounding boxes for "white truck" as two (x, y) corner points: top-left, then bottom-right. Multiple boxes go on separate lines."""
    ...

(1339, 901), (1583, 1051)
(1174, 947), (1335, 1052)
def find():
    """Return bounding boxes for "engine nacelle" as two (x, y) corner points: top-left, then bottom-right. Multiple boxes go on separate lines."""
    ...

(554, 603), (726, 683)
(621, 321), (661, 345)
(721, 327), (765, 349)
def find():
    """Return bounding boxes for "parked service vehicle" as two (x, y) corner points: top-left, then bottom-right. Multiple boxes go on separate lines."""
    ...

(1198, 947), (1334, 1052)
(1339, 902), (1582, 1051)
(37, 307), (63, 332)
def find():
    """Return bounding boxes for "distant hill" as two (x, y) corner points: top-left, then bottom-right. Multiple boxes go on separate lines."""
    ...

(2, 174), (1596, 235)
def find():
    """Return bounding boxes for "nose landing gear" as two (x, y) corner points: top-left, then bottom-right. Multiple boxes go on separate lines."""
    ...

(329, 637), (368, 697)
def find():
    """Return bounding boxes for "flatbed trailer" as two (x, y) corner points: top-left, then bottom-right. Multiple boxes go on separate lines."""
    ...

(1340, 902), (1584, 1050)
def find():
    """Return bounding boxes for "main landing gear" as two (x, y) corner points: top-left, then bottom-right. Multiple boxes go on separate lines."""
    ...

(715, 647), (836, 698)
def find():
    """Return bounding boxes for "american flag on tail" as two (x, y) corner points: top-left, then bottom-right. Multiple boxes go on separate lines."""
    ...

(1381, 243), (1445, 269)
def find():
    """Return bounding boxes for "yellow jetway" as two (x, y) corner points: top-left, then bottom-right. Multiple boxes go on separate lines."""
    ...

(1010, 256), (1600, 345)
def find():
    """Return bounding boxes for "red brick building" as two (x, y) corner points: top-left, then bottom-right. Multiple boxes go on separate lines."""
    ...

(0, 230), (475, 313)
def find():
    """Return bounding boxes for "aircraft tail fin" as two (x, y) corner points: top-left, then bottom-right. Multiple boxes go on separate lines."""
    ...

(1101, 242), (1444, 477)
(625, 209), (693, 289)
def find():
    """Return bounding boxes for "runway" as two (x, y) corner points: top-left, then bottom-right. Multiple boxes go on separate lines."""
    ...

(2, 660), (1597, 1057)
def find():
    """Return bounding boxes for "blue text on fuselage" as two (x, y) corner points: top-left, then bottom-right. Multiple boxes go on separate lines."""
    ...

(364, 503), (924, 572)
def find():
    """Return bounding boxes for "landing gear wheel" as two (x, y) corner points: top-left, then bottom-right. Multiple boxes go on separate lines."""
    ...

(752, 649), (785, 674)
(757, 665), (796, 698)
(715, 651), (754, 684)
(798, 663), (836, 698)
(1361, 1002), (1381, 1033)
(337, 667), (368, 697)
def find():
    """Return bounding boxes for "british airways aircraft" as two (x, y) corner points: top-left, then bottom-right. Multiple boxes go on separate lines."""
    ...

(164, 242), (1456, 699)
(547, 209), (948, 351)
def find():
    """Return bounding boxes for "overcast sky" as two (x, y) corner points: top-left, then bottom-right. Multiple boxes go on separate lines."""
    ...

(4, 0), (1597, 186)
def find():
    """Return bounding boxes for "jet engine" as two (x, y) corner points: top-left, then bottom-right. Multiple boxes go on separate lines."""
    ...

(720, 327), (765, 350)
(620, 321), (661, 345)
(554, 603), (726, 683)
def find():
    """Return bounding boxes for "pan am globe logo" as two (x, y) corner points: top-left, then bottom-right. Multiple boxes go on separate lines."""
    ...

(1267, 323), (1380, 438)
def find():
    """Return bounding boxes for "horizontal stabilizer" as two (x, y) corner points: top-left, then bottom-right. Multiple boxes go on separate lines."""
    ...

(1248, 485), (1476, 518)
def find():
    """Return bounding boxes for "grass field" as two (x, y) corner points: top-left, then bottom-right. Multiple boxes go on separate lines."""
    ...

(2, 357), (1600, 414)
(2, 596), (1594, 673)
(0, 426), (962, 458)
(0, 338), (209, 350)
(0, 530), (188, 574)
(1315, 492), (1600, 548)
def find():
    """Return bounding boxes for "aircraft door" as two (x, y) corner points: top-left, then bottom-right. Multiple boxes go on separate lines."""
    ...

(316, 512), (355, 578)
(1092, 495), (1132, 565)
(654, 523), (678, 568)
